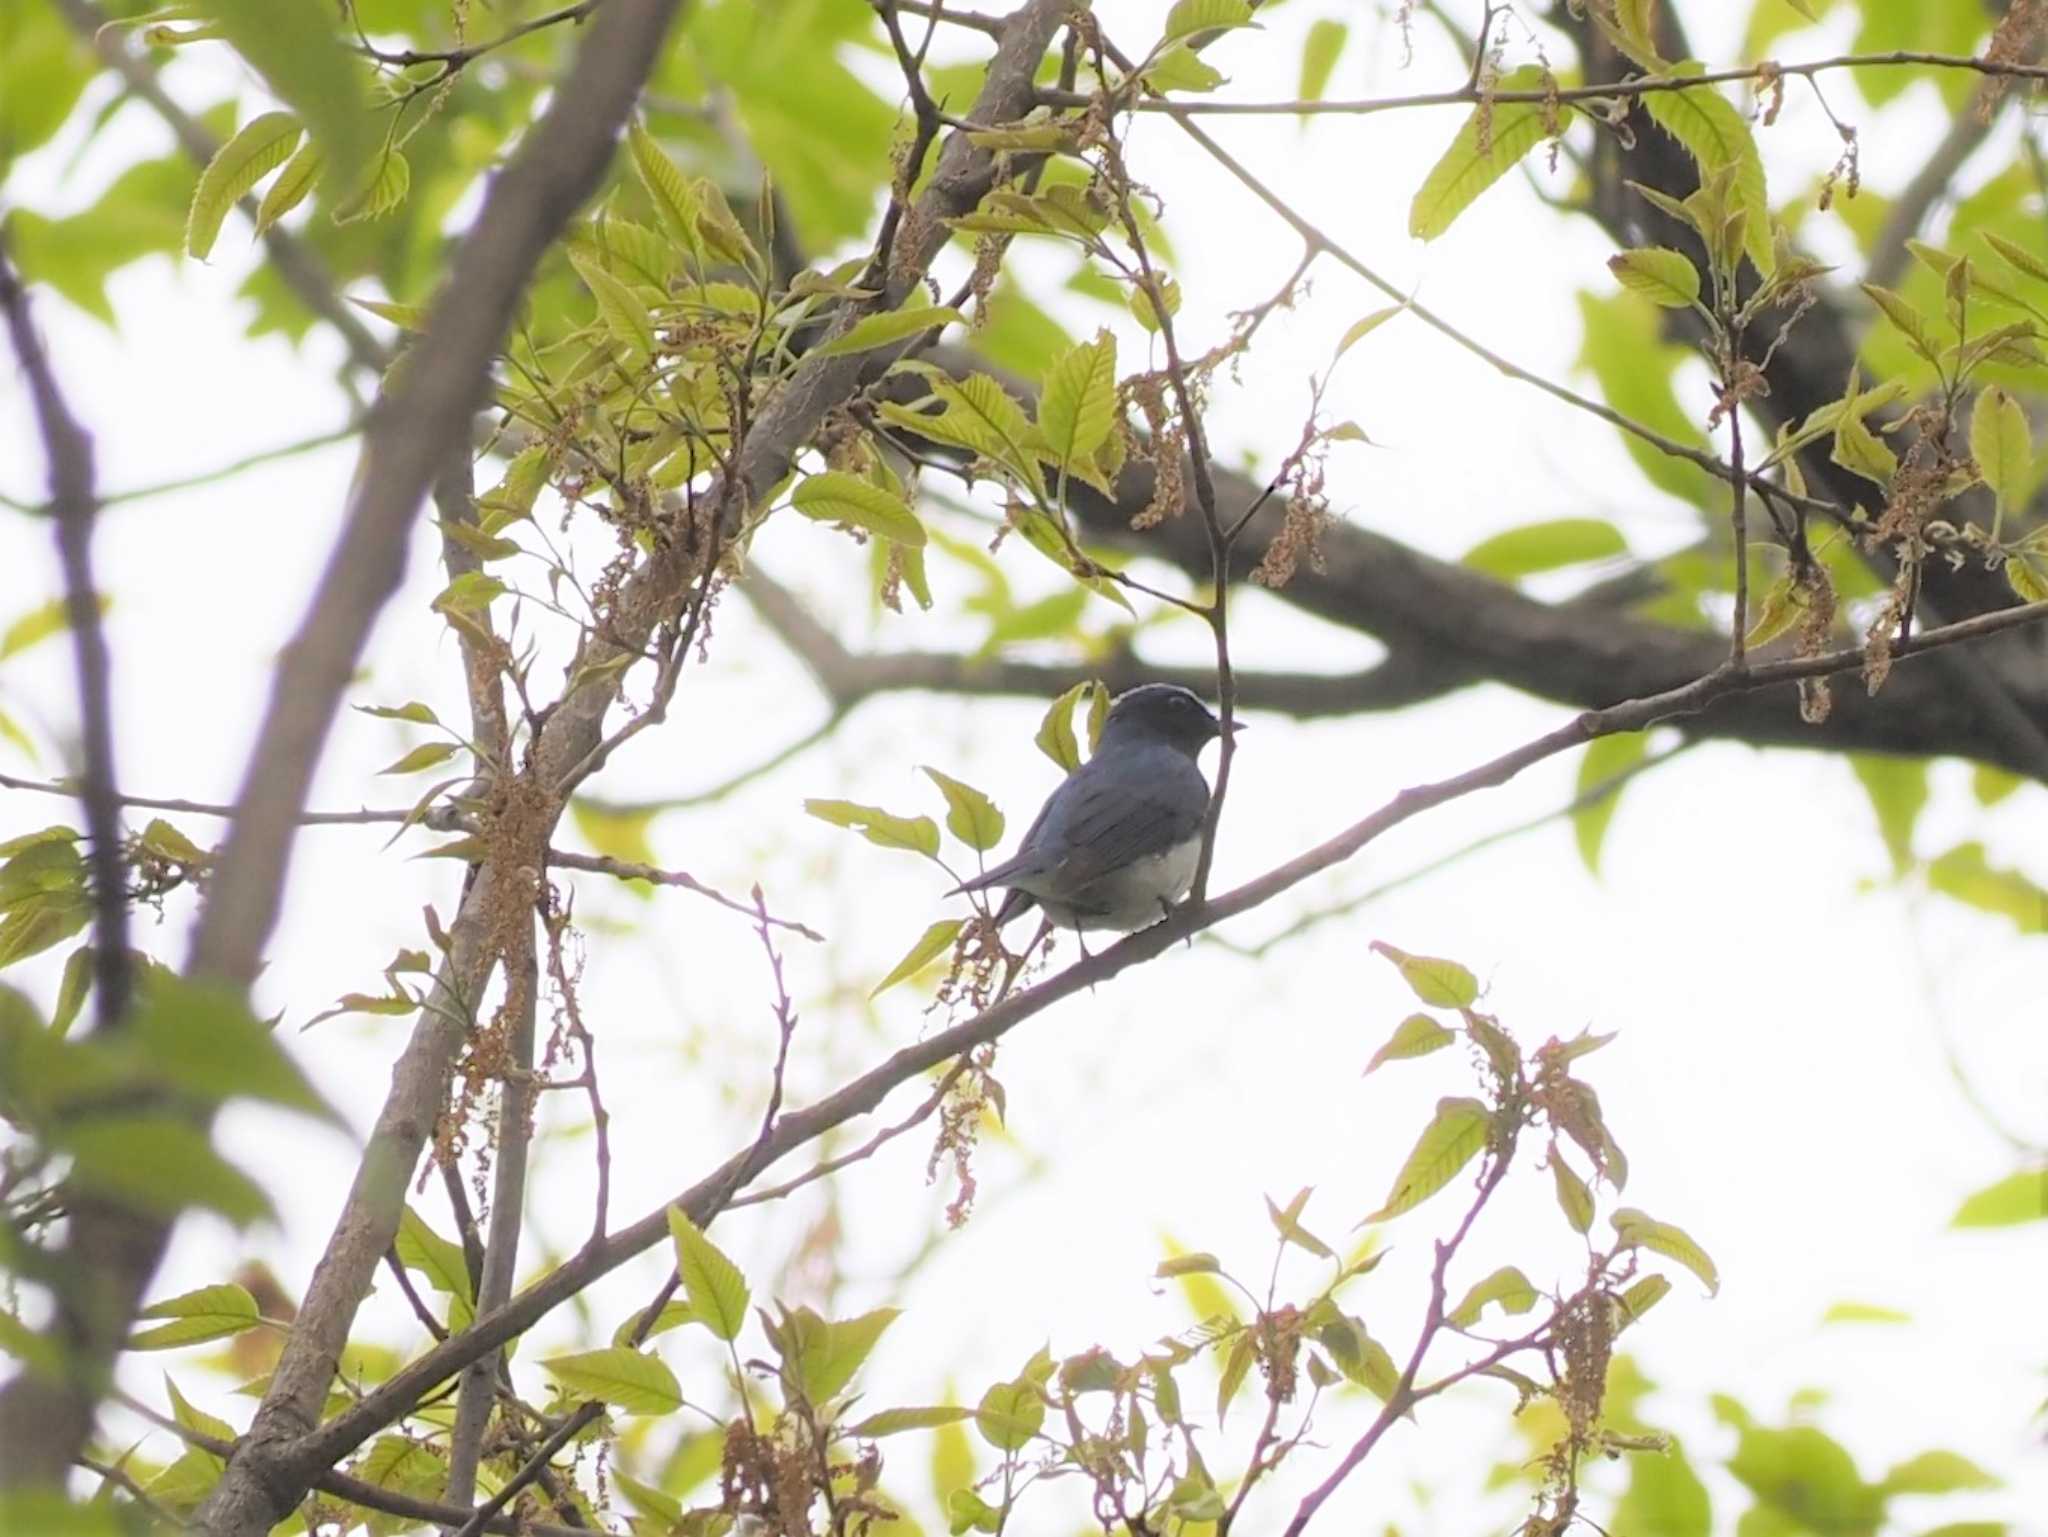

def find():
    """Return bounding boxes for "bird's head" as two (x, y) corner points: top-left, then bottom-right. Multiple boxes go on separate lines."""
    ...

(1100, 683), (1238, 756)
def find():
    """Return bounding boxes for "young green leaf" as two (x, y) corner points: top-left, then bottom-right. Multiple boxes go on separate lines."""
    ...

(541, 1347), (682, 1415)
(813, 304), (966, 360)
(1574, 730), (1650, 875)
(376, 741), (460, 777)
(1462, 517), (1627, 581)
(1610, 246), (1701, 307)
(1297, 18), (1348, 104)
(667, 1206), (750, 1341)
(1034, 680), (1098, 773)
(791, 471), (925, 545)
(628, 119), (700, 257)
(253, 138), (321, 236)
(1643, 67), (1773, 275)
(923, 768), (1004, 851)
(851, 1405), (974, 1438)
(1266, 1187), (1334, 1258)
(129, 1283), (261, 1350)
(975, 1377), (1046, 1450)
(1370, 941), (1479, 1008)
(1446, 1265), (1539, 1327)
(1879, 1450), (2001, 1495)
(186, 111), (302, 260)
(1615, 1274), (1671, 1328)
(332, 148), (409, 225)
(1037, 330), (1118, 469)
(803, 799), (941, 858)
(1332, 303), (1406, 364)
(871, 918), (964, 1000)
(1409, 66), (1558, 241)
(1160, 0), (1255, 50)
(1971, 385), (2031, 530)
(1551, 1151), (1596, 1233)
(1949, 1169), (2048, 1227)
(1612, 1207), (1719, 1295)
(1364, 1012), (1453, 1074)
(570, 252), (655, 362)
(1366, 1096), (1491, 1222)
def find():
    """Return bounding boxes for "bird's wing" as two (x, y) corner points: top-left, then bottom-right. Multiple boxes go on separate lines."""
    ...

(1018, 749), (1208, 890)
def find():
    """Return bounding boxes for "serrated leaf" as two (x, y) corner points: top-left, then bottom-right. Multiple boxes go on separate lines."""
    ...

(628, 120), (699, 258)
(791, 472), (925, 545)
(667, 1206), (749, 1341)
(870, 919), (964, 999)
(376, 741), (460, 776)
(571, 252), (655, 362)
(129, 1284), (260, 1351)
(923, 768), (1004, 851)
(332, 148), (408, 225)
(1610, 246), (1701, 307)
(1612, 1208), (1719, 1295)
(1644, 67), (1773, 275)
(1371, 941), (1479, 1008)
(1367, 1096), (1491, 1222)
(186, 111), (301, 259)
(804, 799), (941, 858)
(1038, 330), (1118, 469)
(1447, 1266), (1539, 1327)
(814, 304), (966, 360)
(541, 1347), (681, 1415)
(1551, 1152), (1596, 1234)
(1409, 66), (1557, 241)
(1365, 1012), (1453, 1074)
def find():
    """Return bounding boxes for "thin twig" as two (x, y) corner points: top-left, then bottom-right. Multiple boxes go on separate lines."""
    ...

(545, 848), (823, 940)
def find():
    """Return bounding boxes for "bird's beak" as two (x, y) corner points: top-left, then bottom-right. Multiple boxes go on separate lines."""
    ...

(1223, 718), (1246, 736)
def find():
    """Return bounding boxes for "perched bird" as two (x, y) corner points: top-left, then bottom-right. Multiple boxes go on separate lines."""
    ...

(950, 683), (1237, 933)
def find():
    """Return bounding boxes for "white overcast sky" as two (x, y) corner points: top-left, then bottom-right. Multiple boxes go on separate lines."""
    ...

(3, 2), (2045, 1532)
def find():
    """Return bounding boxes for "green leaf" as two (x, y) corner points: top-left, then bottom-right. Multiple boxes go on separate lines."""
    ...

(1463, 517), (1628, 581)
(395, 1206), (475, 1331)
(667, 1206), (749, 1341)
(923, 768), (1004, 851)
(129, 1283), (261, 1351)
(253, 139), (321, 235)
(1297, 18), (1348, 104)
(1926, 842), (2048, 932)
(1612, 1433), (1711, 1537)
(803, 799), (941, 858)
(1365, 1012), (1453, 1074)
(1643, 66), (1774, 275)
(166, 1372), (235, 1445)
(376, 741), (460, 777)
(1409, 66), (1558, 240)
(0, 0), (94, 163)
(975, 1377), (1045, 1451)
(791, 471), (925, 545)
(1160, 0), (1255, 49)
(1155, 1252), (1221, 1278)
(871, 918), (964, 999)
(1332, 303), (1406, 363)
(775, 1304), (899, 1404)
(1863, 282), (1942, 364)
(1315, 1313), (1400, 1400)
(431, 571), (505, 616)
(1447, 1265), (1539, 1327)
(132, 975), (334, 1121)
(1616, 1274), (1672, 1328)
(1972, 385), (2031, 522)
(628, 120), (700, 258)
(61, 1114), (271, 1226)
(1574, 730), (1650, 875)
(1849, 755), (1926, 875)
(541, 1347), (682, 1415)
(1, 597), (96, 661)
(1551, 1152), (1596, 1234)
(1371, 941), (1479, 1008)
(851, 1405), (974, 1438)
(1727, 1423), (1882, 1533)
(196, 0), (372, 200)
(50, 944), (93, 1037)
(331, 146), (409, 225)
(186, 111), (301, 260)
(1266, 1186), (1334, 1259)
(1037, 330), (1118, 469)
(814, 304), (966, 360)
(1821, 1301), (1910, 1325)
(1034, 680), (1104, 773)
(1610, 246), (1701, 307)
(1366, 1096), (1491, 1222)
(1612, 1207), (1719, 1295)
(570, 252), (655, 362)
(1950, 1170), (2048, 1227)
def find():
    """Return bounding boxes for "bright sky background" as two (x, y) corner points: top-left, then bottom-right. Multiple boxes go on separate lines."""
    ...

(3, 2), (2046, 1532)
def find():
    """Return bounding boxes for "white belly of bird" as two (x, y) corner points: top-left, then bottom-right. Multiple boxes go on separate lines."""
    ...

(1043, 835), (1202, 932)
